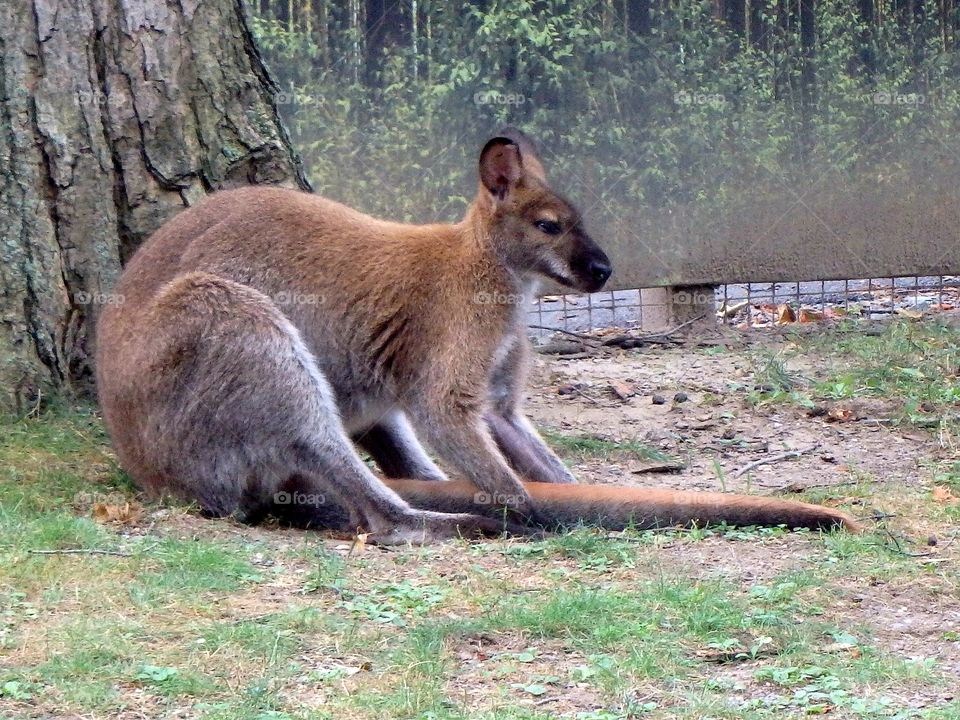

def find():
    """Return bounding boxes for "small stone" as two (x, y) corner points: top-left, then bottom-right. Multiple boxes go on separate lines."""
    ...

(644, 428), (672, 442)
(673, 391), (689, 403)
(927, 535), (938, 547)
(651, 394), (666, 405)
(721, 428), (736, 440)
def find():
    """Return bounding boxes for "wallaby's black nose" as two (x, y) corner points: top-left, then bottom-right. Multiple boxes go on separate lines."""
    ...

(589, 260), (612, 287)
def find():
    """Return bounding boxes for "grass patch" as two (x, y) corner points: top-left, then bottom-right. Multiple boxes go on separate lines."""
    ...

(542, 429), (677, 463)
(2, 341), (958, 719)
(749, 319), (960, 427)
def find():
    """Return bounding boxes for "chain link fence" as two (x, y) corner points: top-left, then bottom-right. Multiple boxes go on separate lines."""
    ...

(530, 275), (960, 336)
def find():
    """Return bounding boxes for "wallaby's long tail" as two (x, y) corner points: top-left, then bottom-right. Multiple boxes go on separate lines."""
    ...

(383, 479), (862, 533)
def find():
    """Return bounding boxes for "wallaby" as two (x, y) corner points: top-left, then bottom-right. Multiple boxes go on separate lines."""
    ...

(96, 130), (860, 543)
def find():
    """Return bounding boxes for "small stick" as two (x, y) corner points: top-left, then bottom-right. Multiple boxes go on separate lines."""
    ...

(28, 548), (132, 557)
(530, 313), (705, 347)
(528, 325), (598, 342)
(600, 314), (707, 348)
(762, 477), (888, 493)
(878, 526), (936, 558)
(733, 443), (820, 478)
(638, 314), (708, 340)
(572, 386), (601, 405)
(940, 531), (959, 551)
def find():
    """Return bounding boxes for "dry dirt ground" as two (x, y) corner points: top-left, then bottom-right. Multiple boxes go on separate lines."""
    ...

(524, 335), (959, 665)
(527, 337), (929, 496)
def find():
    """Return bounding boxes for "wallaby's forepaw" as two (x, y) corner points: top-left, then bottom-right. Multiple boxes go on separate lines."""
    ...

(367, 510), (539, 545)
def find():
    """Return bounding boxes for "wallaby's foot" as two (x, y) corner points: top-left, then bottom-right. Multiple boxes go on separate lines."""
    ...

(365, 509), (536, 545)
(232, 505), (268, 526)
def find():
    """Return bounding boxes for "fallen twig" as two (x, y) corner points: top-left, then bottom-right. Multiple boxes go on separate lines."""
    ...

(733, 443), (820, 478)
(601, 314), (707, 349)
(528, 325), (599, 342)
(571, 386), (601, 405)
(28, 548), (132, 557)
(763, 477), (886, 494)
(878, 526), (937, 558)
(641, 314), (708, 339)
(530, 314), (707, 351)
(632, 460), (686, 474)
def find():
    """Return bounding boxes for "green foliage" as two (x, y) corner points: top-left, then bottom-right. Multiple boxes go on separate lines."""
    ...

(812, 319), (960, 424)
(247, 0), (960, 241)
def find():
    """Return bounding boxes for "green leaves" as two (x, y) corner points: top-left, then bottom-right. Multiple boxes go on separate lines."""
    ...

(135, 665), (179, 684)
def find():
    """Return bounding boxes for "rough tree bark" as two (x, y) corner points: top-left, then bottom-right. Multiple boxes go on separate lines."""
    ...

(0, 0), (309, 414)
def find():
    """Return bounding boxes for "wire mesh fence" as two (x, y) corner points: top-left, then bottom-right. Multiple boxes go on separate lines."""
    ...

(530, 275), (960, 336)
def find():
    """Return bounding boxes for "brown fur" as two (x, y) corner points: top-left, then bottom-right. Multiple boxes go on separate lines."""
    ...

(96, 130), (858, 543)
(382, 480), (862, 532)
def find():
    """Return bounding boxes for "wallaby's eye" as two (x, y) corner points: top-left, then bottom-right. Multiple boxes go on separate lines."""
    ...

(534, 219), (562, 236)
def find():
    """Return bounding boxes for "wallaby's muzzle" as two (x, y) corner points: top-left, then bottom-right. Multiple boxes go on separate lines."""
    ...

(570, 235), (612, 293)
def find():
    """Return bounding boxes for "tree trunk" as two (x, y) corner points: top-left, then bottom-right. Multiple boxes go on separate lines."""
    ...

(725, 0), (747, 37)
(859, 0), (876, 81)
(366, 0), (402, 86)
(799, 0), (817, 163)
(0, 0), (308, 414)
(626, 0), (652, 36)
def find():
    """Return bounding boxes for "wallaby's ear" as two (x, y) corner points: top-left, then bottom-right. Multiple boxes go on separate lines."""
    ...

(497, 126), (546, 181)
(479, 137), (523, 201)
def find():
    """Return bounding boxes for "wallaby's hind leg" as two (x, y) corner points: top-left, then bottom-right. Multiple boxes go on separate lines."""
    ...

(353, 410), (448, 481)
(487, 337), (577, 484)
(130, 273), (519, 544)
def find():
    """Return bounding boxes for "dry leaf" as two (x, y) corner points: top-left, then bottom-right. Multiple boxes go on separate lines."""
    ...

(895, 307), (924, 319)
(775, 304), (797, 325)
(826, 407), (855, 423)
(798, 308), (824, 323)
(608, 381), (637, 401)
(92, 501), (143, 525)
(932, 485), (958, 505)
(824, 641), (860, 655)
(351, 532), (369, 554)
(823, 496), (862, 507)
(693, 646), (748, 663)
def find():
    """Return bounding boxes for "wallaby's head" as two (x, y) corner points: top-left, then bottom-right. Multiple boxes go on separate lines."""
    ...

(473, 128), (612, 293)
